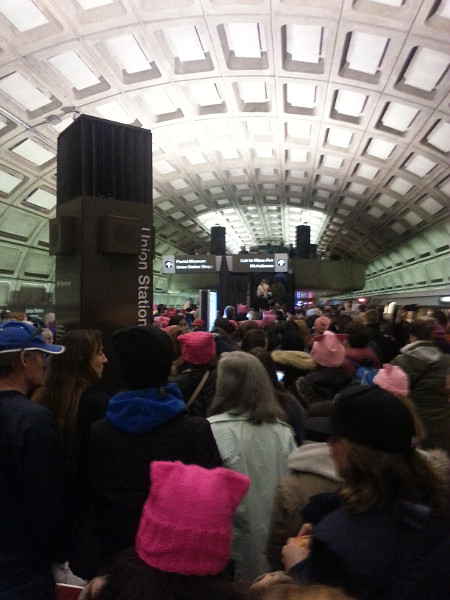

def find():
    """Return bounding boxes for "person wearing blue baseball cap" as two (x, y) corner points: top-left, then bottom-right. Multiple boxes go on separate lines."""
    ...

(0, 320), (76, 599)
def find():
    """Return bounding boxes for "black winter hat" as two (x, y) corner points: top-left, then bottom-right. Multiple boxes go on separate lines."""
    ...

(112, 326), (174, 389)
(305, 385), (416, 454)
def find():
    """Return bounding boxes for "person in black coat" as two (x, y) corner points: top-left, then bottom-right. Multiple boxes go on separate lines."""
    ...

(265, 387), (450, 600)
(71, 326), (222, 580)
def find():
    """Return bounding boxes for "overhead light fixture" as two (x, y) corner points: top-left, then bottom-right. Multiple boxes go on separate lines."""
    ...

(254, 147), (273, 158)
(334, 89), (367, 116)
(366, 138), (395, 159)
(426, 120), (450, 152)
(286, 24), (322, 63)
(164, 26), (205, 62)
(347, 32), (389, 74)
(0, 0), (48, 31)
(381, 102), (418, 131)
(77, 0), (114, 9)
(327, 128), (353, 148)
(12, 139), (55, 166)
(224, 23), (264, 58)
(221, 147), (240, 159)
(49, 51), (100, 90)
(367, 0), (403, 6)
(0, 170), (21, 193)
(348, 183), (367, 194)
(287, 121), (311, 140)
(403, 211), (422, 226)
(0, 72), (51, 111)
(287, 83), (316, 108)
(391, 222), (407, 235)
(405, 154), (436, 177)
(440, 0), (450, 19)
(247, 118), (272, 136)
(153, 160), (175, 175)
(322, 155), (343, 169)
(238, 81), (267, 103)
(376, 194), (396, 208)
(419, 196), (443, 215)
(389, 177), (413, 195)
(318, 175), (336, 186)
(403, 47), (450, 92)
(190, 82), (222, 106)
(105, 35), (151, 74)
(25, 188), (56, 210)
(185, 151), (206, 165)
(143, 89), (178, 115)
(96, 101), (134, 124)
(356, 164), (379, 179)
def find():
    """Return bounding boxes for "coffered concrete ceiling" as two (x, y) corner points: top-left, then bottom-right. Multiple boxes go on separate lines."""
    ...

(0, 0), (449, 282)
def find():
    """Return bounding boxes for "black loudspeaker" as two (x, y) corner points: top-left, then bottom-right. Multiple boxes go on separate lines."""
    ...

(211, 226), (226, 255)
(296, 225), (310, 258)
(310, 244), (317, 259)
(98, 215), (143, 255)
(57, 114), (152, 205)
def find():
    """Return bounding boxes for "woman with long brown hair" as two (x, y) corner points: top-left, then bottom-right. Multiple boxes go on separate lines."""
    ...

(33, 329), (109, 492)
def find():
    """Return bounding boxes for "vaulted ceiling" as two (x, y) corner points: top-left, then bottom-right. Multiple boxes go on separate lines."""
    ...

(0, 0), (449, 276)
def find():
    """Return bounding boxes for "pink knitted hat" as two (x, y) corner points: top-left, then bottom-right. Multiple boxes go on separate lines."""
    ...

(135, 461), (250, 576)
(314, 316), (331, 334)
(237, 304), (248, 314)
(373, 363), (409, 396)
(261, 313), (276, 327)
(311, 331), (346, 367)
(178, 331), (216, 364)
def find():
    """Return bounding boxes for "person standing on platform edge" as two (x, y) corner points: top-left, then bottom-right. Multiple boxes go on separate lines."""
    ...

(0, 320), (73, 600)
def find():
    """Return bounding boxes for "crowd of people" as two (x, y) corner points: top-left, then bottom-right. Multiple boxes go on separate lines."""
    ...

(0, 300), (449, 600)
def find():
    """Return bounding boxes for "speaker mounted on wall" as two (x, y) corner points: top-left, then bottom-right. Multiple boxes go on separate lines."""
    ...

(98, 215), (143, 255)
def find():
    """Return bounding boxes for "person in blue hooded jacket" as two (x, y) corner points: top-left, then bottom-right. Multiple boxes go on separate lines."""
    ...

(70, 326), (222, 580)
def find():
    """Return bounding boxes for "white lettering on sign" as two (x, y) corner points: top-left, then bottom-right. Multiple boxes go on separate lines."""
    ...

(138, 227), (152, 325)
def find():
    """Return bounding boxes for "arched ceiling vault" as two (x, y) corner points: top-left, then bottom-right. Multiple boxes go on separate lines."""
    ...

(0, 0), (449, 278)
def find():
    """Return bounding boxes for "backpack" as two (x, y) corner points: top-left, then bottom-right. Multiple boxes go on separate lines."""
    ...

(346, 357), (378, 386)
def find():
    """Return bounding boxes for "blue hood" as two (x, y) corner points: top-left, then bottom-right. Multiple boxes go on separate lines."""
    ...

(106, 382), (185, 434)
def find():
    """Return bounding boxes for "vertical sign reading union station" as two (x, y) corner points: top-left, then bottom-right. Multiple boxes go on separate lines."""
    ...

(138, 226), (153, 325)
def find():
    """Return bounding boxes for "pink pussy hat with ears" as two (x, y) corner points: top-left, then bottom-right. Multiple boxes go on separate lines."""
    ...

(314, 316), (331, 334)
(135, 461), (250, 576)
(311, 331), (347, 367)
(373, 363), (409, 397)
(178, 331), (216, 364)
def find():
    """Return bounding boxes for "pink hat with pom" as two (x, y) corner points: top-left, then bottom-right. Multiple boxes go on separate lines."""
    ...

(311, 331), (346, 367)
(373, 363), (409, 396)
(136, 461), (250, 576)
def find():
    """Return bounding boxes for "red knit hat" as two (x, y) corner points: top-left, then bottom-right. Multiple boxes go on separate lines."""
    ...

(311, 331), (346, 367)
(135, 461), (250, 575)
(178, 331), (216, 364)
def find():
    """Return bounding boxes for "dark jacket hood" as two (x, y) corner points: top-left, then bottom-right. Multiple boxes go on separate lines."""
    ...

(106, 382), (185, 434)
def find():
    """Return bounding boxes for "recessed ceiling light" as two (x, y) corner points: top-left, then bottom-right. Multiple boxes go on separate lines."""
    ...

(0, 72), (51, 111)
(0, 0), (48, 31)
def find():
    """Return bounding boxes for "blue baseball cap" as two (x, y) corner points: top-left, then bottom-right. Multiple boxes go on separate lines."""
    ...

(0, 320), (65, 354)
